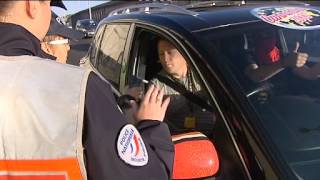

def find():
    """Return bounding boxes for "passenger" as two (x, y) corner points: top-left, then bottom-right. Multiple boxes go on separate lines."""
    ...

(150, 38), (214, 135)
(244, 30), (320, 83)
(0, 1), (173, 180)
(41, 12), (83, 64)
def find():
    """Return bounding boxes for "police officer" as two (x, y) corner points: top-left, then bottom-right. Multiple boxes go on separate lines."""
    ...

(0, 1), (173, 180)
(41, 11), (84, 64)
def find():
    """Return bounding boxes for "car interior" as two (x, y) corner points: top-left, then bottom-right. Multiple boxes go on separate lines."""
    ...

(211, 25), (320, 172)
(128, 30), (163, 83)
(125, 29), (249, 180)
(213, 25), (296, 99)
(91, 23), (292, 179)
(127, 29), (216, 133)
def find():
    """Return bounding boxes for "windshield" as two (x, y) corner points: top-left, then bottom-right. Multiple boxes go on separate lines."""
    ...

(80, 20), (97, 28)
(200, 19), (320, 179)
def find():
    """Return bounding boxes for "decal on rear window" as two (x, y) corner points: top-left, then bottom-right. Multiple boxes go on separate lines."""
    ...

(251, 6), (320, 30)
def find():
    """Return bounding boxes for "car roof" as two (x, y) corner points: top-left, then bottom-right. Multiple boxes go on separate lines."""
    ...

(101, 1), (313, 33)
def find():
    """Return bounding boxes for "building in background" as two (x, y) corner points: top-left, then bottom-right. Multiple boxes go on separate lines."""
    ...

(69, 0), (320, 28)
(69, 0), (196, 28)
(70, 1), (138, 28)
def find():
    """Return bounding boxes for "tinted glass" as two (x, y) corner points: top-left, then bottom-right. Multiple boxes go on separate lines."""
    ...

(89, 24), (105, 65)
(80, 19), (97, 28)
(96, 24), (130, 89)
(201, 22), (320, 179)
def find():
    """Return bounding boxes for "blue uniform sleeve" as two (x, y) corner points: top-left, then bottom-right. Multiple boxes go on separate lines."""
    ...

(83, 72), (174, 180)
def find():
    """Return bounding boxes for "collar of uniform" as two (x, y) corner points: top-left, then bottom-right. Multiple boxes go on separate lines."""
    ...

(0, 22), (55, 60)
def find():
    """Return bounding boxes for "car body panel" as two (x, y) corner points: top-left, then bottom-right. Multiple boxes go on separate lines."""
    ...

(82, 2), (320, 180)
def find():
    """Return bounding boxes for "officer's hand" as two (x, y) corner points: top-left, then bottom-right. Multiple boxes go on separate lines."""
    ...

(283, 42), (308, 68)
(136, 85), (170, 122)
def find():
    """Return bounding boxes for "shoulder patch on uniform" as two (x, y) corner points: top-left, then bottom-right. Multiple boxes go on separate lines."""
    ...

(117, 124), (148, 166)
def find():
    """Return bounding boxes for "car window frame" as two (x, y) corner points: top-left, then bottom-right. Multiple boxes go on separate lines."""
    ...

(94, 22), (132, 92)
(89, 23), (106, 66)
(124, 22), (252, 179)
(124, 23), (213, 95)
(119, 23), (135, 93)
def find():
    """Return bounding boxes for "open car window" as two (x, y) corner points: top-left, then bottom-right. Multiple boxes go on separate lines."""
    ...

(126, 29), (216, 137)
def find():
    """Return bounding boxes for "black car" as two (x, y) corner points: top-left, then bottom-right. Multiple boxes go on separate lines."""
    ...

(81, 2), (320, 179)
(76, 19), (97, 38)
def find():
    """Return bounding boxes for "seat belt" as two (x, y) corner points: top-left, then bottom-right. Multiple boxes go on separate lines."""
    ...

(155, 74), (213, 112)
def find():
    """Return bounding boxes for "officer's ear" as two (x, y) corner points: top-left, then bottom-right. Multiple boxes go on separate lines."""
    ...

(25, 0), (41, 19)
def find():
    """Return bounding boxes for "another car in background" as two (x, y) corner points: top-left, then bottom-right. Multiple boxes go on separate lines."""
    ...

(75, 19), (97, 38)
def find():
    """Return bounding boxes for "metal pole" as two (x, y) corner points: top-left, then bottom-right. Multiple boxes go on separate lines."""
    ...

(88, 0), (92, 20)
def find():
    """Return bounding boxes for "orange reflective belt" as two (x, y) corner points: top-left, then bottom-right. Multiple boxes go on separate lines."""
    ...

(0, 158), (83, 180)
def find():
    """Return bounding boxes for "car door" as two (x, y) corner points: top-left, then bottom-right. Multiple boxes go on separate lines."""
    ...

(84, 23), (105, 67)
(91, 23), (132, 97)
(123, 23), (250, 180)
(198, 24), (287, 179)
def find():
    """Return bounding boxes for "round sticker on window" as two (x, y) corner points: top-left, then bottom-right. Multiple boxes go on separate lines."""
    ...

(251, 6), (320, 30)
(117, 124), (148, 166)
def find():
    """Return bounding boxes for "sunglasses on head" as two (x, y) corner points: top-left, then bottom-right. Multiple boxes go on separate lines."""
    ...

(47, 39), (69, 45)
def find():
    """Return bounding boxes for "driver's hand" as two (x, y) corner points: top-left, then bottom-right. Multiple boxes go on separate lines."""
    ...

(283, 42), (308, 68)
(136, 85), (170, 122)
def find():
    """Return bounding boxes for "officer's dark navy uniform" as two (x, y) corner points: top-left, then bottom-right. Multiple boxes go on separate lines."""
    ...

(0, 8), (174, 180)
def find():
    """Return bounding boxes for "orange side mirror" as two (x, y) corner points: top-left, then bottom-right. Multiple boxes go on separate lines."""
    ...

(172, 132), (219, 179)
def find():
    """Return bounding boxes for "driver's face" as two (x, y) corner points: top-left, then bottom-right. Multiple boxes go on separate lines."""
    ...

(158, 40), (187, 75)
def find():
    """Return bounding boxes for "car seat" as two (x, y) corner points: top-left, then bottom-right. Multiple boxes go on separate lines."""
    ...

(219, 34), (254, 92)
(143, 37), (163, 81)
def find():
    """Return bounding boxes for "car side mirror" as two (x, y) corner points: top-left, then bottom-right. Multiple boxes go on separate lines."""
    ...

(172, 132), (219, 180)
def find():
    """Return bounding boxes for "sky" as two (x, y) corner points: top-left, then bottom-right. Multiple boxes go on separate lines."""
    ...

(52, 1), (108, 17)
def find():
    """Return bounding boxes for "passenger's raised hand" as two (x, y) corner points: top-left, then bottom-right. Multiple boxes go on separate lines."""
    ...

(136, 85), (170, 122)
(283, 42), (308, 68)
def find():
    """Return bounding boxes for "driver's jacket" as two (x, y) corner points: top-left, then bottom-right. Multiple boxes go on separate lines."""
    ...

(0, 55), (89, 179)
